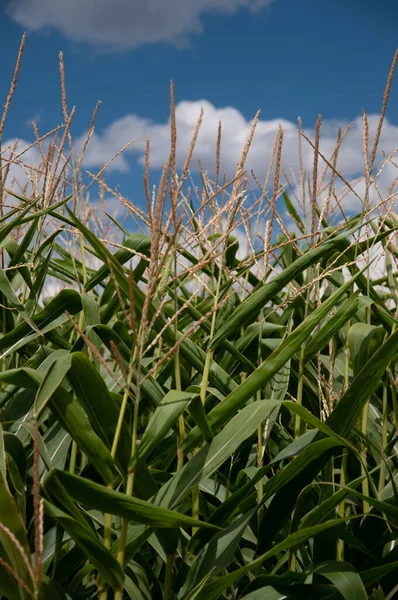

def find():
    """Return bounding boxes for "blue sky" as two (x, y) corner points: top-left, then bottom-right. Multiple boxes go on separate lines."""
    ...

(1, 0), (398, 218)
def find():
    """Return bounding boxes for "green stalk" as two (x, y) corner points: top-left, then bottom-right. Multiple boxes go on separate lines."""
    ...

(101, 339), (137, 600)
(163, 554), (175, 600)
(291, 265), (316, 572)
(338, 317), (352, 561)
(360, 401), (370, 514)
(358, 179), (371, 515)
(391, 369), (398, 432)
(294, 344), (305, 440)
(101, 359), (136, 552)
(256, 424), (263, 500)
(257, 310), (264, 503)
(111, 356), (137, 460)
(192, 347), (212, 535)
(69, 212), (89, 480)
(378, 379), (388, 494)
(294, 275), (311, 439)
(114, 381), (141, 600)
(337, 449), (348, 561)
(173, 254), (185, 472)
(68, 312), (88, 476)
(68, 441), (77, 474)
(359, 248), (374, 514)
(64, 177), (93, 580)
(359, 318), (371, 513)
(192, 246), (223, 533)
(191, 484), (200, 537)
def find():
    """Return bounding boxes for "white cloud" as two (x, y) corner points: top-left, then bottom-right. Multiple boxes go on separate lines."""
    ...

(76, 114), (152, 173)
(4, 102), (398, 216)
(75, 100), (398, 212)
(6, 0), (275, 50)
(76, 99), (296, 175)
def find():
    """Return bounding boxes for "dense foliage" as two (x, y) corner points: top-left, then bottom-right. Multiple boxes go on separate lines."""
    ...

(0, 41), (398, 600)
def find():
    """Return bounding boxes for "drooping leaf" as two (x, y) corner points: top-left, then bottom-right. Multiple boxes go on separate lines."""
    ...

(46, 470), (219, 531)
(310, 561), (367, 600)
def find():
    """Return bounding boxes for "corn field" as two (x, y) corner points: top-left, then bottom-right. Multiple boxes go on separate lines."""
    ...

(0, 38), (398, 600)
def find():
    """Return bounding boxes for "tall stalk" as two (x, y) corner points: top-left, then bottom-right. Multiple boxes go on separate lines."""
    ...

(294, 281), (311, 439)
(192, 242), (224, 533)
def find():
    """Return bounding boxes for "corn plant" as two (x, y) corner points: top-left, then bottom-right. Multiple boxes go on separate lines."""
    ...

(0, 38), (397, 600)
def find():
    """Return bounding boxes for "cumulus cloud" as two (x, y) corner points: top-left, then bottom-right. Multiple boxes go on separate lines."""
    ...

(74, 100), (398, 212)
(6, 0), (275, 50)
(4, 101), (398, 216)
(76, 100), (297, 176)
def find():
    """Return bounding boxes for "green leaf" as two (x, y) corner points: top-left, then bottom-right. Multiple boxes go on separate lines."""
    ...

(311, 561), (367, 600)
(85, 233), (151, 291)
(326, 329), (398, 436)
(47, 469), (219, 530)
(240, 588), (288, 600)
(1, 235), (34, 293)
(271, 429), (318, 464)
(156, 400), (278, 510)
(0, 289), (82, 355)
(360, 562), (398, 589)
(303, 292), (361, 361)
(0, 366), (116, 483)
(67, 351), (131, 472)
(35, 352), (72, 417)
(187, 393), (214, 443)
(197, 519), (356, 600)
(283, 191), (306, 234)
(43, 497), (124, 588)
(180, 510), (256, 598)
(0, 267), (41, 335)
(348, 322), (386, 377)
(130, 390), (197, 470)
